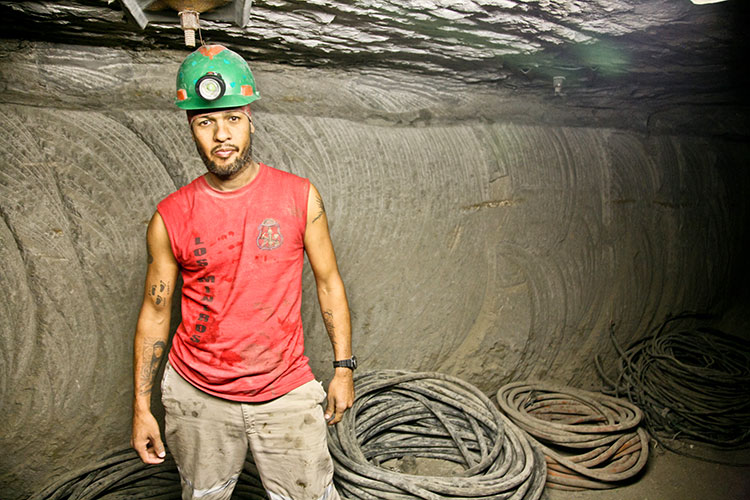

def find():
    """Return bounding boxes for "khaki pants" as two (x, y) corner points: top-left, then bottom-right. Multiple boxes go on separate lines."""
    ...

(161, 361), (340, 500)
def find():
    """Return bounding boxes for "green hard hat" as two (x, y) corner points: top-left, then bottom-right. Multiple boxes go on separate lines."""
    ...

(175, 44), (260, 110)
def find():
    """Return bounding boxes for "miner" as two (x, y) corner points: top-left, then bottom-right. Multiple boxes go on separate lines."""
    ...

(130, 44), (355, 500)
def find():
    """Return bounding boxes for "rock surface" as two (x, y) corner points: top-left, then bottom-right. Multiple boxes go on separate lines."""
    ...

(1, 0), (748, 137)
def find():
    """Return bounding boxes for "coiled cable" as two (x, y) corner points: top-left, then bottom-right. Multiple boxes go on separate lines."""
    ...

(28, 446), (266, 500)
(496, 381), (648, 490)
(597, 314), (750, 463)
(328, 370), (547, 499)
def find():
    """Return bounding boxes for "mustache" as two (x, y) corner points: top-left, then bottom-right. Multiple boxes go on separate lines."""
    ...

(211, 144), (240, 154)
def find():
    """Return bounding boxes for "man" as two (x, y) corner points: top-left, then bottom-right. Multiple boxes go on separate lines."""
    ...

(131, 44), (356, 500)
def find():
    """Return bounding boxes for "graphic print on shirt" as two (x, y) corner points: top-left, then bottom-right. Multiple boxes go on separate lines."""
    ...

(191, 236), (214, 344)
(256, 218), (283, 250)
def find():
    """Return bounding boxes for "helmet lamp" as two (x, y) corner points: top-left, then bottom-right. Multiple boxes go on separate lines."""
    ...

(196, 73), (226, 101)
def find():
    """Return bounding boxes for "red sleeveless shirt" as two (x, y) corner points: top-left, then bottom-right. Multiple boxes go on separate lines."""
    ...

(157, 163), (314, 402)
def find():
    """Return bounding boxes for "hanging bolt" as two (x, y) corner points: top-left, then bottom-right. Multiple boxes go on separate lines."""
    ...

(179, 10), (200, 47)
(553, 76), (565, 96)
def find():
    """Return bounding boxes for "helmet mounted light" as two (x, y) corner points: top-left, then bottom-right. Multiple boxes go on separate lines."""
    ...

(196, 72), (226, 101)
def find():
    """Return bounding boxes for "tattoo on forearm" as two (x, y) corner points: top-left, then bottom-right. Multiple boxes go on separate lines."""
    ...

(138, 339), (166, 396)
(311, 194), (326, 224)
(323, 309), (336, 343)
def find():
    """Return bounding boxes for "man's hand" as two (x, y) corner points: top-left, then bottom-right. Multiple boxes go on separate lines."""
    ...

(131, 410), (166, 464)
(324, 369), (355, 425)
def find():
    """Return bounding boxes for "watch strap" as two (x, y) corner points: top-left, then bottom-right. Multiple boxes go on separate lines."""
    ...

(333, 356), (357, 370)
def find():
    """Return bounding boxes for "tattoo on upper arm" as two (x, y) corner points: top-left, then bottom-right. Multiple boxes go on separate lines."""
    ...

(149, 280), (171, 307)
(311, 194), (326, 224)
(147, 249), (154, 265)
(138, 339), (166, 396)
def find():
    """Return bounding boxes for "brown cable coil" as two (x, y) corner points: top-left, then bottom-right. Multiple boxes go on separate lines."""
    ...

(496, 381), (649, 490)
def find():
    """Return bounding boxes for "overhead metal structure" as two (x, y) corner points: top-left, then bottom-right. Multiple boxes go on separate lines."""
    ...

(118, 0), (252, 46)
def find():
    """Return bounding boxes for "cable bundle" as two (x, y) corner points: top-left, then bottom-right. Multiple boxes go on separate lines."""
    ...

(496, 381), (648, 491)
(327, 370), (547, 500)
(29, 447), (266, 500)
(599, 315), (750, 458)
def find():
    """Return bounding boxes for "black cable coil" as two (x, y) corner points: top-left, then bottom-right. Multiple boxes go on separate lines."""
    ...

(28, 447), (267, 500)
(496, 381), (649, 490)
(327, 370), (547, 499)
(597, 314), (750, 462)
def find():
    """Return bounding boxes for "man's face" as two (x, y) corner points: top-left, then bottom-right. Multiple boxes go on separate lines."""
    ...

(190, 109), (254, 179)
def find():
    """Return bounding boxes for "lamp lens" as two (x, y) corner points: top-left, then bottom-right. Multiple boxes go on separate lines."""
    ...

(196, 74), (225, 101)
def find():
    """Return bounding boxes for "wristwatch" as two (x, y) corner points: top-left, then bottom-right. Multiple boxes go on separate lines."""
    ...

(333, 356), (357, 370)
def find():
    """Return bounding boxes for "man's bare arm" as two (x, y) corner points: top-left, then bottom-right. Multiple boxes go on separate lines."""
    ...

(304, 183), (354, 425)
(131, 211), (179, 464)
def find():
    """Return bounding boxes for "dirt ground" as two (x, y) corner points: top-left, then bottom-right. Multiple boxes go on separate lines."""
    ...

(544, 448), (750, 500)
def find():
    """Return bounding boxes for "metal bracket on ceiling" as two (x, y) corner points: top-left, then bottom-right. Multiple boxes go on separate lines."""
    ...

(118, 0), (252, 30)
(553, 76), (565, 97)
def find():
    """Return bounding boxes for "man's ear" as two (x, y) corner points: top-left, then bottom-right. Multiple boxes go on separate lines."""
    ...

(249, 119), (256, 134)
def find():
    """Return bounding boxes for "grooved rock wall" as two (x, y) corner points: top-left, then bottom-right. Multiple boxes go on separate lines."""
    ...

(1, 43), (747, 497)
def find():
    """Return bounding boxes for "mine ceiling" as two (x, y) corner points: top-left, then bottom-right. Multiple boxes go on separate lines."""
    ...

(1, 0), (748, 134)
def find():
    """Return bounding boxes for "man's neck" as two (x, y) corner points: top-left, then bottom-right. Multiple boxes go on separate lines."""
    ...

(204, 161), (260, 192)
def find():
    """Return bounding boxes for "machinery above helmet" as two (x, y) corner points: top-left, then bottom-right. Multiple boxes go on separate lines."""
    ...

(175, 44), (260, 110)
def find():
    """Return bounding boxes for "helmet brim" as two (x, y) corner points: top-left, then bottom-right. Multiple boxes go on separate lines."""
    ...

(175, 93), (260, 111)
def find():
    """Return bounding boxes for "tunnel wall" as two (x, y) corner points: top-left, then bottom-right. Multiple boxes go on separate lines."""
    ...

(1, 42), (748, 497)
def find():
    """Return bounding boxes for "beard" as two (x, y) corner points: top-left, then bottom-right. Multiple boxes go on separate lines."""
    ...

(197, 136), (253, 180)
